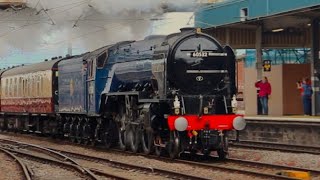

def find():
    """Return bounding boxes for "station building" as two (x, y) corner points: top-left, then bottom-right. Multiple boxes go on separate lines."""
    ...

(195, 0), (320, 116)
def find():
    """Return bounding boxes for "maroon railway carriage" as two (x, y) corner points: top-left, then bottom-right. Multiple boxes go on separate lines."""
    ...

(0, 59), (60, 113)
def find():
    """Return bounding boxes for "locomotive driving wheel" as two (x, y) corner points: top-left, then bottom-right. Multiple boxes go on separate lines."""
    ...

(127, 125), (141, 153)
(217, 134), (229, 160)
(102, 119), (117, 149)
(82, 118), (92, 145)
(141, 127), (154, 155)
(154, 135), (164, 157)
(115, 106), (127, 151)
(69, 117), (77, 143)
(168, 131), (181, 159)
(141, 109), (154, 155)
(75, 117), (83, 144)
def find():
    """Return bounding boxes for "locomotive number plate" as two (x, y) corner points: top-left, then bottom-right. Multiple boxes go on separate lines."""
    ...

(190, 52), (208, 58)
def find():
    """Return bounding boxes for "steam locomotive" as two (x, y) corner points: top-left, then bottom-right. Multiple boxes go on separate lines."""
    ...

(0, 28), (245, 159)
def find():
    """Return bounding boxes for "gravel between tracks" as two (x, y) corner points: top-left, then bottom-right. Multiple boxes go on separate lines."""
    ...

(74, 158), (170, 180)
(21, 158), (84, 180)
(0, 134), (270, 180)
(229, 148), (320, 170)
(0, 153), (22, 180)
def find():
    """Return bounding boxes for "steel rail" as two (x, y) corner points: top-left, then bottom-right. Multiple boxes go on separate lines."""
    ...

(0, 147), (32, 180)
(52, 149), (211, 180)
(0, 139), (99, 180)
(2, 146), (130, 180)
(52, 147), (299, 180)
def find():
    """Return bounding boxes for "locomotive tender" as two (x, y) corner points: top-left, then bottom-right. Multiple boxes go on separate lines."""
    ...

(0, 28), (245, 159)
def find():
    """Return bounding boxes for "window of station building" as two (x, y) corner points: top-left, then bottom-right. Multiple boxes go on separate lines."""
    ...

(97, 52), (108, 69)
(240, 8), (248, 22)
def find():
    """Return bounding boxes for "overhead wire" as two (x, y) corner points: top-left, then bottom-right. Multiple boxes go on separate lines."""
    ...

(47, 19), (146, 46)
(45, 0), (88, 11)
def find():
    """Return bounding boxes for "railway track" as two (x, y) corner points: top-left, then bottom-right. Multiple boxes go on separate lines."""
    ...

(49, 148), (311, 180)
(0, 147), (32, 180)
(52, 147), (316, 180)
(0, 139), (210, 180)
(109, 149), (318, 180)
(1, 134), (319, 179)
(230, 140), (320, 155)
(0, 139), (129, 180)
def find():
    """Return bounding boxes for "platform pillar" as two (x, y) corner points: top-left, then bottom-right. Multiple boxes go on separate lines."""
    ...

(311, 18), (320, 116)
(255, 25), (263, 115)
(255, 25), (263, 80)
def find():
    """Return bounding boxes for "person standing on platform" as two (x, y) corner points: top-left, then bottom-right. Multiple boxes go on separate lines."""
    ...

(255, 77), (272, 115)
(297, 78), (312, 116)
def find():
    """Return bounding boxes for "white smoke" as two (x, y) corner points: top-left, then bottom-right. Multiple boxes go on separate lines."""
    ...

(0, 0), (198, 67)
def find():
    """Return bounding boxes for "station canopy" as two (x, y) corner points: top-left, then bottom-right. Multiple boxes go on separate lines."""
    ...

(195, 0), (320, 49)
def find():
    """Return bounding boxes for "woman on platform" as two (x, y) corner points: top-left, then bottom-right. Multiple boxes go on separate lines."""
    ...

(255, 77), (272, 115)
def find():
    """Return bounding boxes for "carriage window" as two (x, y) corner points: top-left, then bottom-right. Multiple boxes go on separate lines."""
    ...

(97, 52), (107, 69)
(19, 77), (22, 97)
(36, 76), (40, 97)
(25, 79), (29, 97)
(30, 78), (33, 97)
(9, 78), (12, 97)
(5, 79), (8, 97)
(39, 76), (43, 97)
(14, 78), (17, 97)
(22, 79), (25, 97)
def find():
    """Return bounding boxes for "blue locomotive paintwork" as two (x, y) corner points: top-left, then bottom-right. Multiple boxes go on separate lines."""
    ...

(92, 57), (110, 115)
(57, 46), (112, 115)
(102, 38), (165, 95)
(58, 57), (86, 113)
(114, 60), (152, 84)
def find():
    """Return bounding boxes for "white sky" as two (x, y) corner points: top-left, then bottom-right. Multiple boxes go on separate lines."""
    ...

(151, 12), (194, 35)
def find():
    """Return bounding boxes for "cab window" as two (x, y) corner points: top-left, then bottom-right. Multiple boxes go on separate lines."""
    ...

(97, 52), (108, 69)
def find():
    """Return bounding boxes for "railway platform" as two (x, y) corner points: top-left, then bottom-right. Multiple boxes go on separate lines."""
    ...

(245, 115), (320, 123)
(230, 115), (320, 149)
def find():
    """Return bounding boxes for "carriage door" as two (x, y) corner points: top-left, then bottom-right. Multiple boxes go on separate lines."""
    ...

(87, 58), (96, 113)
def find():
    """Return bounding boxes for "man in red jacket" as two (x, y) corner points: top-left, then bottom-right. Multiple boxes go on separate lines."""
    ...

(255, 77), (272, 115)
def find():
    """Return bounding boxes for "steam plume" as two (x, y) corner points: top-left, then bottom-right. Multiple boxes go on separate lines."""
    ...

(0, 0), (198, 67)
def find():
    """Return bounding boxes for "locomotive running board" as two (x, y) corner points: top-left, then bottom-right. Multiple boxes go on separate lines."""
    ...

(103, 91), (163, 103)
(103, 92), (139, 96)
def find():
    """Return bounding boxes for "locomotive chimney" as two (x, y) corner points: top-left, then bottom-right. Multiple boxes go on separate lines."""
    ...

(180, 27), (196, 33)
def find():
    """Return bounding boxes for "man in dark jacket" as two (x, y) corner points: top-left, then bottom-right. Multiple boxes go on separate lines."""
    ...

(297, 78), (312, 116)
